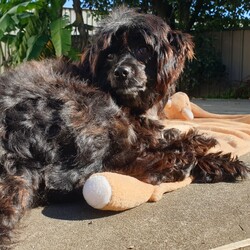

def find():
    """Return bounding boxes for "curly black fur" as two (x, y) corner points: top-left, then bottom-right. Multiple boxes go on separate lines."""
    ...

(0, 8), (249, 247)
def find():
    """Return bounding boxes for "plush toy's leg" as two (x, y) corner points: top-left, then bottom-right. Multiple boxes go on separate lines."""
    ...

(191, 102), (246, 119)
(83, 172), (192, 211)
(83, 172), (155, 211)
(149, 177), (193, 202)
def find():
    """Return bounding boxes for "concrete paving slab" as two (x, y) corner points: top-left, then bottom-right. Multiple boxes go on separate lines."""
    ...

(192, 98), (250, 114)
(13, 99), (250, 250)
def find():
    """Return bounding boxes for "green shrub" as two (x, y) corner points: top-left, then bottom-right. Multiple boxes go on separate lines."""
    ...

(177, 34), (227, 97)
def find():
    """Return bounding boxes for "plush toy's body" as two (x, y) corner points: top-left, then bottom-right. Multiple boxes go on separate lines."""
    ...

(83, 172), (192, 211)
(165, 92), (194, 120)
(164, 92), (247, 120)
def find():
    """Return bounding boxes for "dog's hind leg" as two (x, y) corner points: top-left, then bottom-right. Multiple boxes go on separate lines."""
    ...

(0, 172), (36, 247)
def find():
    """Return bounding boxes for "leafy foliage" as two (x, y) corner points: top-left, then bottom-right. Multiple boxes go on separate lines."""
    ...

(177, 34), (227, 96)
(81, 0), (250, 32)
(0, 0), (75, 69)
(50, 17), (72, 57)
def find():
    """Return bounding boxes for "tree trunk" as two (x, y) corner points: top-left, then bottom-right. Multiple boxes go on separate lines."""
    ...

(178, 0), (192, 32)
(151, 0), (176, 29)
(72, 0), (88, 51)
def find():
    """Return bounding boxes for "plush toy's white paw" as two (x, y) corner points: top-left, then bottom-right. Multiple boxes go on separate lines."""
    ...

(82, 175), (112, 209)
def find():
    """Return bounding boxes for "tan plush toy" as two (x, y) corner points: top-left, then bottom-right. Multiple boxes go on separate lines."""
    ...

(164, 92), (194, 120)
(83, 172), (192, 211)
(164, 91), (247, 120)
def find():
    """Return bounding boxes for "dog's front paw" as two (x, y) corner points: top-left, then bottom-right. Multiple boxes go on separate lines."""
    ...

(163, 128), (182, 143)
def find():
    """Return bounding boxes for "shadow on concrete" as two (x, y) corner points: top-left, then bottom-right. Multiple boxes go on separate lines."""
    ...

(42, 200), (119, 221)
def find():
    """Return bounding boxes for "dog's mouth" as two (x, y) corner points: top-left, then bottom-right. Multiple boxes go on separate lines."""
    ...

(114, 83), (146, 95)
(110, 76), (147, 97)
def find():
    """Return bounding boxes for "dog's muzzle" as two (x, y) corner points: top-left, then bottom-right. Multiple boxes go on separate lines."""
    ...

(110, 59), (147, 97)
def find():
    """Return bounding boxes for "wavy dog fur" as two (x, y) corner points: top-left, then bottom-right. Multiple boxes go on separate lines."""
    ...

(0, 8), (249, 247)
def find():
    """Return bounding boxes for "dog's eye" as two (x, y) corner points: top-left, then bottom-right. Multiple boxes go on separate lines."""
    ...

(107, 53), (114, 61)
(134, 47), (150, 62)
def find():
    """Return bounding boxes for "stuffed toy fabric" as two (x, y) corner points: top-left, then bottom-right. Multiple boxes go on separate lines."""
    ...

(83, 172), (192, 211)
(165, 92), (194, 120)
(164, 91), (247, 120)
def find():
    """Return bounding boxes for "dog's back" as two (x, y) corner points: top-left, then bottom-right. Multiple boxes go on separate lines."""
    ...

(0, 59), (134, 245)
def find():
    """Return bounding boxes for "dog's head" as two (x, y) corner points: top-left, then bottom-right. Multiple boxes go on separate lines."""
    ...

(81, 7), (194, 115)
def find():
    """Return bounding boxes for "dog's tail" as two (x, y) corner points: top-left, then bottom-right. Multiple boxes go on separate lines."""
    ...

(169, 129), (250, 183)
(163, 129), (249, 183)
(0, 172), (35, 247)
(108, 129), (250, 184)
(175, 129), (249, 183)
(192, 151), (249, 183)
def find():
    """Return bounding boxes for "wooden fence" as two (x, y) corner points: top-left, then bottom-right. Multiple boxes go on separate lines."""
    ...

(209, 29), (250, 83)
(62, 8), (98, 36)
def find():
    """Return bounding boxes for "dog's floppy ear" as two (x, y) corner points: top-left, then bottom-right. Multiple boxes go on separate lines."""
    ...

(157, 30), (194, 87)
(156, 29), (194, 98)
(79, 30), (113, 81)
(167, 30), (194, 61)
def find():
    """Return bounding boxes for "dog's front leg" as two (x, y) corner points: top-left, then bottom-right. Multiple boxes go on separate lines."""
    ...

(0, 173), (36, 246)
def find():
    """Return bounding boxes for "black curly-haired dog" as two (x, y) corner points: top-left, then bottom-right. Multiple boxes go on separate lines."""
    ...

(0, 7), (249, 246)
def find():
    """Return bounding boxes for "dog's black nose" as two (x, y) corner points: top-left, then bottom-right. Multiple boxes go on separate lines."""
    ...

(114, 66), (131, 79)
